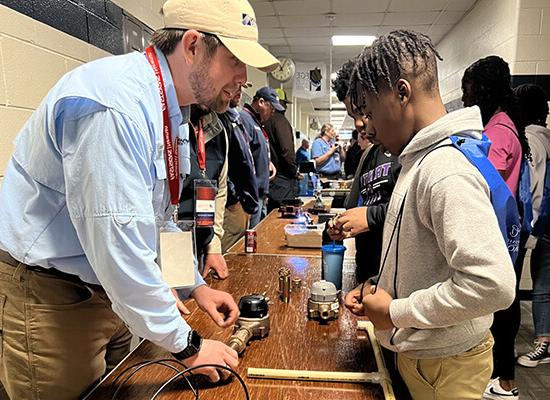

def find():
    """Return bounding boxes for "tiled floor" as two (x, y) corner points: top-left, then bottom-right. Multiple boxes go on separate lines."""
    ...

(0, 303), (548, 399)
(516, 301), (550, 400)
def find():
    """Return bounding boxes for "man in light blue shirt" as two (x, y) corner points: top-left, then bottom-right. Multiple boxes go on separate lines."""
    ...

(311, 123), (343, 177)
(0, 0), (278, 398)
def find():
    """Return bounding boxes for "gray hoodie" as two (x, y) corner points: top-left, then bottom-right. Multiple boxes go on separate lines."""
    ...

(377, 106), (516, 359)
(526, 124), (550, 223)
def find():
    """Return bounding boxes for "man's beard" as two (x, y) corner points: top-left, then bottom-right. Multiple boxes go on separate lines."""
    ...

(189, 62), (230, 113)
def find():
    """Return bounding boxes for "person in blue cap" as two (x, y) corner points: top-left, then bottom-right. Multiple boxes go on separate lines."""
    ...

(240, 86), (281, 226)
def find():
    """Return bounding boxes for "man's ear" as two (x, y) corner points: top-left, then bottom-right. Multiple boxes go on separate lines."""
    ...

(180, 29), (202, 65)
(396, 79), (412, 105)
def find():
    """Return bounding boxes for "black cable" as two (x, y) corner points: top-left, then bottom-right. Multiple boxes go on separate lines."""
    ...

(149, 363), (250, 400)
(111, 359), (198, 400)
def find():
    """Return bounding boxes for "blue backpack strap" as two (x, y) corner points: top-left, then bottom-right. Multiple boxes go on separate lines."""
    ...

(532, 159), (550, 237)
(449, 135), (521, 264)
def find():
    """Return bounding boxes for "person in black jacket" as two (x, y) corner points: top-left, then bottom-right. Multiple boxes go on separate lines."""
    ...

(179, 104), (229, 278)
(265, 89), (298, 212)
(344, 129), (363, 178)
(218, 88), (260, 252)
(328, 60), (401, 282)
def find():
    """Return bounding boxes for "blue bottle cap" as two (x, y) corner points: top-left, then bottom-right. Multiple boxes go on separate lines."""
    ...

(321, 244), (346, 254)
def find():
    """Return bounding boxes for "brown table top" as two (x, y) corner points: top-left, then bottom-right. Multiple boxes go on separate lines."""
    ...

(227, 208), (356, 258)
(86, 254), (382, 400)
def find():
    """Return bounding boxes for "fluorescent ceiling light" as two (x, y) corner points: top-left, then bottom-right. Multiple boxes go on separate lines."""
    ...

(331, 35), (376, 46)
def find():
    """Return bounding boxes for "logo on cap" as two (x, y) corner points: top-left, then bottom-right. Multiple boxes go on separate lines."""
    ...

(242, 13), (256, 26)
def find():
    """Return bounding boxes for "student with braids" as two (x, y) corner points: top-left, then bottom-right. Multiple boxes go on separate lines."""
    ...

(329, 58), (408, 398)
(344, 30), (515, 399)
(462, 56), (529, 400)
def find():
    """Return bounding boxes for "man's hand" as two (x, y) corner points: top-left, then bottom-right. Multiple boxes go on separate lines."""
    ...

(172, 288), (191, 316)
(191, 285), (239, 328)
(326, 217), (347, 241)
(333, 207), (369, 237)
(344, 282), (371, 316)
(182, 339), (238, 382)
(202, 253), (229, 279)
(269, 161), (277, 181)
(362, 287), (395, 331)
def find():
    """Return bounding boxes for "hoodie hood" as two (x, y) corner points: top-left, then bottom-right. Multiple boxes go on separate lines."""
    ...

(526, 124), (550, 159)
(399, 106), (484, 166)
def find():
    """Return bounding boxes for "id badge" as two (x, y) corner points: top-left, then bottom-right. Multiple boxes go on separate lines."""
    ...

(194, 179), (217, 228)
(158, 220), (197, 288)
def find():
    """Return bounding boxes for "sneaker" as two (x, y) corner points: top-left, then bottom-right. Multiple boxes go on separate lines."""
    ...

(517, 340), (550, 367)
(483, 378), (519, 400)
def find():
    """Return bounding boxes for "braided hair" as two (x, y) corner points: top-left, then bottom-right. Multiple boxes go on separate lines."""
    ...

(332, 59), (356, 102)
(513, 84), (549, 128)
(349, 30), (442, 110)
(462, 56), (531, 160)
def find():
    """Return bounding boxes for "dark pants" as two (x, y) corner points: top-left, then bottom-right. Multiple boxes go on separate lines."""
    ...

(267, 175), (296, 213)
(491, 243), (528, 380)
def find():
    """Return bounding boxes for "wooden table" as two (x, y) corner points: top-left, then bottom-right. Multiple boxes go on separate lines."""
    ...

(85, 254), (382, 400)
(227, 208), (356, 258)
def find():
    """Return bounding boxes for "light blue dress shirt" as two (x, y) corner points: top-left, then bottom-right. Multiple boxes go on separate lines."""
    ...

(311, 137), (341, 175)
(0, 47), (205, 353)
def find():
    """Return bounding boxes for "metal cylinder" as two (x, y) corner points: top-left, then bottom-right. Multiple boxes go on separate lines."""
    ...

(278, 267), (291, 303)
(228, 327), (253, 354)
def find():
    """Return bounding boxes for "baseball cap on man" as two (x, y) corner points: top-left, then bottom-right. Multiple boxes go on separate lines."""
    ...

(255, 87), (285, 111)
(162, 0), (279, 72)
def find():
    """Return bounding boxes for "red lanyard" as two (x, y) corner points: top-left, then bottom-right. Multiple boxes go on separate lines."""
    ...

(145, 46), (179, 206)
(191, 119), (206, 173)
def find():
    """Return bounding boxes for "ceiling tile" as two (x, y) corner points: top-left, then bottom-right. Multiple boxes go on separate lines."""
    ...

(290, 45), (330, 54)
(389, 0), (448, 12)
(257, 16), (281, 28)
(273, 0), (330, 15)
(428, 24), (456, 36)
(252, 1), (276, 16)
(269, 46), (292, 54)
(335, 0), (391, 13)
(259, 28), (285, 39)
(445, 0), (477, 11)
(377, 25), (432, 35)
(436, 11), (465, 25)
(331, 13), (385, 26)
(261, 37), (289, 46)
(279, 14), (331, 27)
(382, 11), (440, 25)
(331, 26), (378, 35)
(287, 36), (331, 46)
(284, 27), (331, 36)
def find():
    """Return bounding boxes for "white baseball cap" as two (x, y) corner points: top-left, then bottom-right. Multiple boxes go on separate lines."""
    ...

(162, 0), (279, 72)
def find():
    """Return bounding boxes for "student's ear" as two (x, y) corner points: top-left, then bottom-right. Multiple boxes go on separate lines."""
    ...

(396, 79), (412, 105)
(181, 29), (202, 65)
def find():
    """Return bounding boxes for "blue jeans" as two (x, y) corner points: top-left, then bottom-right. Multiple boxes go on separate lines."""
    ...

(531, 233), (550, 337)
(249, 196), (266, 228)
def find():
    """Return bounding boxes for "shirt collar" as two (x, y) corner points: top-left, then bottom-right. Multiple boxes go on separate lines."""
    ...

(153, 47), (187, 125)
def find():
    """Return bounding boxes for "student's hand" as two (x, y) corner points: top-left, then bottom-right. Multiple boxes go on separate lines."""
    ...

(269, 161), (277, 181)
(344, 283), (370, 316)
(362, 287), (395, 331)
(326, 217), (347, 241)
(334, 207), (369, 236)
(181, 339), (239, 382)
(202, 254), (229, 279)
(171, 288), (191, 316)
(191, 285), (239, 328)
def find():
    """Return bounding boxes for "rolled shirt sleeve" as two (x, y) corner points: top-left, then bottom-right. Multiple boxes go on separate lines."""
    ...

(61, 108), (194, 353)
